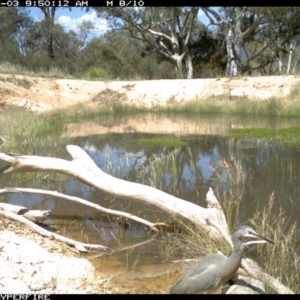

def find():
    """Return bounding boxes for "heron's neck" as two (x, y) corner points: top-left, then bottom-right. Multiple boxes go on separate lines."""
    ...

(231, 239), (244, 258)
(227, 238), (244, 274)
(219, 239), (244, 283)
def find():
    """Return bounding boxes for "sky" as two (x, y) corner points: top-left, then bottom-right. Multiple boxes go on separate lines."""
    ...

(28, 7), (210, 38)
(29, 8), (109, 36)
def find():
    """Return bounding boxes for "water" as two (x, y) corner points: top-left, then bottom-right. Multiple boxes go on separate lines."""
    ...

(1, 113), (300, 293)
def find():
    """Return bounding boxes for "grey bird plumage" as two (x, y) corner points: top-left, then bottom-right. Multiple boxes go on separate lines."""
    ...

(169, 225), (273, 294)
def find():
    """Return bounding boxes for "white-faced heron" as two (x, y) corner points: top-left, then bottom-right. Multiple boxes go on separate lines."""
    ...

(169, 225), (273, 294)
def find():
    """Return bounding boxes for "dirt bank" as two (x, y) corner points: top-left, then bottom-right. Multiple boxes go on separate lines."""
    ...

(1, 74), (299, 113)
(0, 219), (117, 294)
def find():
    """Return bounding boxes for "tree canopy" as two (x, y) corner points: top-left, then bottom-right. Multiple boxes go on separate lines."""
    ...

(1, 7), (300, 79)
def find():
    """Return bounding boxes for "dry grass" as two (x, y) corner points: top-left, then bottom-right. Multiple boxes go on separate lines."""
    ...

(249, 192), (300, 293)
(153, 156), (299, 293)
(210, 158), (251, 231)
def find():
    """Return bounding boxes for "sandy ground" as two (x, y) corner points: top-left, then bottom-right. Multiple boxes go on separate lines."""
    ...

(1, 73), (300, 112)
(0, 219), (118, 294)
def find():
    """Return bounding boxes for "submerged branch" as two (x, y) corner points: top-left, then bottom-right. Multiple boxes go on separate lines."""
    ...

(0, 210), (110, 252)
(0, 187), (164, 232)
(0, 146), (226, 236)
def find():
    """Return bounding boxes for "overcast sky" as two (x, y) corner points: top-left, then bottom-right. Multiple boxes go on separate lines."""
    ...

(28, 7), (209, 38)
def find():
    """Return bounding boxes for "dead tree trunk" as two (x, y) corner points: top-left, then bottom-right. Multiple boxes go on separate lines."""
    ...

(0, 146), (228, 237)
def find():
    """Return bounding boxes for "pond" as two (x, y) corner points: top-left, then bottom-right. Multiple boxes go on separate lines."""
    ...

(1, 112), (300, 293)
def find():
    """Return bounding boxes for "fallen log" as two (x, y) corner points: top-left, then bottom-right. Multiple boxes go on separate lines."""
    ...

(0, 146), (227, 236)
(0, 188), (165, 232)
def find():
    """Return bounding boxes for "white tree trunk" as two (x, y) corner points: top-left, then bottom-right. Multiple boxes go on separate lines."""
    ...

(292, 51), (300, 74)
(174, 55), (184, 78)
(225, 8), (243, 77)
(226, 27), (240, 77)
(278, 56), (283, 75)
(186, 52), (193, 79)
(287, 42), (294, 74)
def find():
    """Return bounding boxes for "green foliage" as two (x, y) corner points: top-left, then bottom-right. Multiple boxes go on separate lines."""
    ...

(157, 93), (300, 117)
(229, 126), (300, 147)
(136, 151), (179, 194)
(289, 84), (300, 99)
(3, 7), (300, 79)
(0, 8), (31, 66)
(137, 56), (178, 80)
(0, 62), (71, 79)
(246, 7), (300, 75)
(95, 7), (200, 79)
(0, 106), (63, 154)
(83, 67), (109, 80)
(0, 8), (30, 42)
(190, 29), (227, 78)
(76, 34), (137, 79)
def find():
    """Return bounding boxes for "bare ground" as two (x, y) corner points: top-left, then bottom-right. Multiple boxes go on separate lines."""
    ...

(1, 73), (300, 113)
(0, 219), (118, 294)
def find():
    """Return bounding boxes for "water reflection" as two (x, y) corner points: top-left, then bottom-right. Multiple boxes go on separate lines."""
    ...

(2, 113), (300, 293)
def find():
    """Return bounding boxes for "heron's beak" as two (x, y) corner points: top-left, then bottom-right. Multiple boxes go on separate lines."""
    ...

(243, 232), (274, 246)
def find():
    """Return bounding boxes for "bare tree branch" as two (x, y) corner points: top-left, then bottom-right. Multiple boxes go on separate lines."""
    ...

(0, 187), (165, 232)
(0, 146), (226, 237)
(0, 210), (110, 252)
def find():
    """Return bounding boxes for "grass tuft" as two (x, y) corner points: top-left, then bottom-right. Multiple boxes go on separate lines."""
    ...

(249, 192), (300, 293)
(229, 126), (300, 147)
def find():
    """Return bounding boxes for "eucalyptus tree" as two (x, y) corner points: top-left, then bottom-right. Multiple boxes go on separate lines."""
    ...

(0, 8), (56, 68)
(54, 29), (85, 74)
(76, 30), (177, 80)
(201, 7), (265, 77)
(0, 8), (33, 41)
(77, 20), (95, 48)
(35, 8), (93, 70)
(189, 28), (227, 77)
(15, 18), (85, 74)
(95, 7), (199, 79)
(38, 8), (57, 66)
(252, 7), (300, 75)
(0, 8), (31, 63)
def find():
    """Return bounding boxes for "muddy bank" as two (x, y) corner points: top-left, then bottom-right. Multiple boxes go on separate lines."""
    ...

(0, 218), (178, 294)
